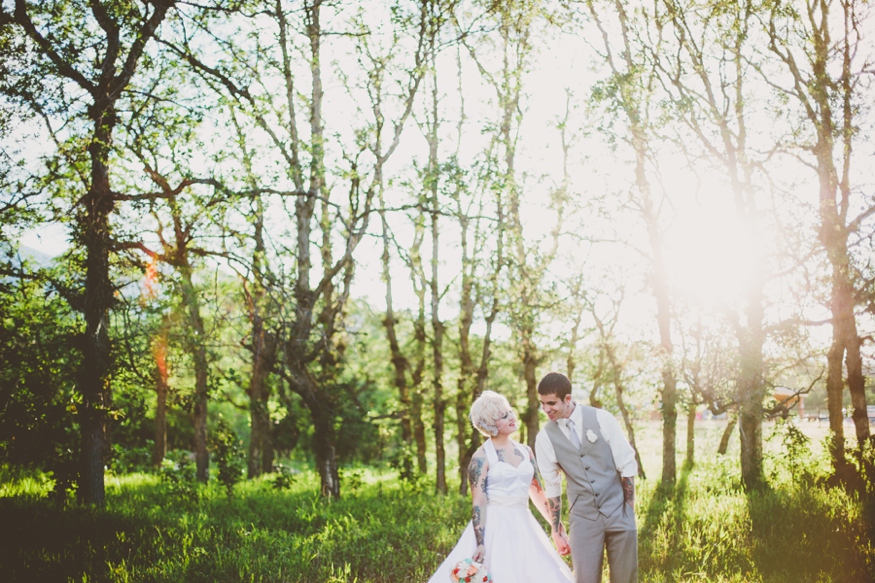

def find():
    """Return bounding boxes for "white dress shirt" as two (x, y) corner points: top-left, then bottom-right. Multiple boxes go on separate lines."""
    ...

(534, 403), (638, 499)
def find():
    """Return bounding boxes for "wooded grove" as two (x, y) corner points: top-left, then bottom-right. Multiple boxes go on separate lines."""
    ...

(1, 0), (874, 516)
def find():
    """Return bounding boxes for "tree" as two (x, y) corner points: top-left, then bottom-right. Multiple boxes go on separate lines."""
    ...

(654, 0), (773, 490)
(1, 0), (176, 505)
(583, 0), (679, 486)
(166, 0), (444, 496)
(763, 0), (875, 478)
(460, 0), (566, 449)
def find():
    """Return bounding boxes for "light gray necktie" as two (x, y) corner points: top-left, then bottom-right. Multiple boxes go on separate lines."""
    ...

(566, 418), (581, 449)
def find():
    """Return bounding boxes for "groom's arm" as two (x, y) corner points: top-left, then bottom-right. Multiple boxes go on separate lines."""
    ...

(596, 409), (637, 510)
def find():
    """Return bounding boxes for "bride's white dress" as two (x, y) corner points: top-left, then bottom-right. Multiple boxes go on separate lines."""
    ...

(427, 439), (573, 583)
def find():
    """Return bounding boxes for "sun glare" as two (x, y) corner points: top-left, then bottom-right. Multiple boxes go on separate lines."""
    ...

(664, 204), (760, 308)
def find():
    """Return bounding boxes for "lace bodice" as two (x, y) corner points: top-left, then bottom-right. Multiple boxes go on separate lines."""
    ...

(483, 439), (533, 502)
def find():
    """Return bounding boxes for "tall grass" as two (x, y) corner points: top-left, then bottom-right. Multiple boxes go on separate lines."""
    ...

(1, 423), (873, 582)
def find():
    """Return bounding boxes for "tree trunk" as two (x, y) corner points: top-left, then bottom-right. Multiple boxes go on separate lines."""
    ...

(456, 199), (475, 495)
(79, 206), (113, 506)
(152, 334), (169, 467)
(684, 401), (696, 469)
(431, 210), (447, 495)
(738, 301), (765, 491)
(412, 316), (428, 474)
(825, 244), (869, 456)
(311, 399), (340, 498)
(178, 266), (209, 482)
(826, 327), (849, 473)
(520, 337), (540, 451)
(412, 388), (428, 475)
(718, 414), (737, 455)
(78, 151), (114, 506)
(247, 325), (275, 478)
(379, 203), (414, 479)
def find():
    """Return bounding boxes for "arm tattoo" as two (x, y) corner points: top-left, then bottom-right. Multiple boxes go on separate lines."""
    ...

(546, 496), (562, 530)
(470, 454), (487, 547)
(468, 456), (485, 491)
(472, 504), (485, 546)
(528, 447), (545, 494)
(621, 476), (635, 507)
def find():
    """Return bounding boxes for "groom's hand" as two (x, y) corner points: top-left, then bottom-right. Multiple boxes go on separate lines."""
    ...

(551, 528), (571, 556)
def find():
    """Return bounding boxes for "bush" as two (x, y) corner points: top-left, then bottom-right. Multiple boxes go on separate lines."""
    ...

(110, 442), (154, 475)
(211, 417), (244, 499)
(158, 449), (198, 503)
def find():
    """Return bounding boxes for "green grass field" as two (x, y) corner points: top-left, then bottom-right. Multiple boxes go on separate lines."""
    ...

(1, 420), (872, 582)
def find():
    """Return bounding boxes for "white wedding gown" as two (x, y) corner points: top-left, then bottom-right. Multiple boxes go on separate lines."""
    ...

(427, 439), (573, 583)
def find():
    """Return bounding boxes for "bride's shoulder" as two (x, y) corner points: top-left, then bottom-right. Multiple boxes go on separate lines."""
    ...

(470, 445), (489, 465)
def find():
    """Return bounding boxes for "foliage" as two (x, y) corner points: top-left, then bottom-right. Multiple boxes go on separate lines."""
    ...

(269, 463), (297, 491)
(0, 256), (81, 501)
(158, 450), (199, 504)
(210, 416), (244, 499)
(0, 447), (873, 583)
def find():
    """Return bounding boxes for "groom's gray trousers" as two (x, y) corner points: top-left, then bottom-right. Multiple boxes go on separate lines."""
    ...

(569, 502), (638, 583)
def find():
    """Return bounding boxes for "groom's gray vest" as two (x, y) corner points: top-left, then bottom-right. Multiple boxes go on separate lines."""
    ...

(545, 405), (624, 521)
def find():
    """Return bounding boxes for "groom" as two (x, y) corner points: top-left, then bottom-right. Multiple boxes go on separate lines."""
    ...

(534, 372), (638, 583)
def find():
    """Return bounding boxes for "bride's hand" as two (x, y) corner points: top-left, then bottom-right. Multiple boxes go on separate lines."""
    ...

(551, 529), (571, 556)
(472, 544), (485, 563)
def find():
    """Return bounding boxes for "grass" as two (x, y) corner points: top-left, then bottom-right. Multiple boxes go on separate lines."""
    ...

(0, 421), (873, 582)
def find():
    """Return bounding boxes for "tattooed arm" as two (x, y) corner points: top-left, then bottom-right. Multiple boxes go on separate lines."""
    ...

(621, 476), (635, 508)
(468, 449), (488, 563)
(527, 446), (569, 553)
(545, 494), (571, 555)
(534, 430), (571, 556)
(526, 445), (554, 523)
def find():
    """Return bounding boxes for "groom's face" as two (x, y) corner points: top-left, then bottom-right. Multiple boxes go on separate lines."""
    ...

(539, 393), (573, 421)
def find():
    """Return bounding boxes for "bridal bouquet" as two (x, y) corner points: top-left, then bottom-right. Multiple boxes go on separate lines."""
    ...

(449, 558), (492, 583)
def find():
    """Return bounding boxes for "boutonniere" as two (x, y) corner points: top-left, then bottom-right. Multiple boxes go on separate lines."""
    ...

(586, 429), (598, 443)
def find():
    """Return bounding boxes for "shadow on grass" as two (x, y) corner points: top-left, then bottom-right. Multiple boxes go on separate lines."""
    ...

(638, 463), (693, 575)
(0, 475), (330, 582)
(0, 472), (472, 583)
(746, 479), (875, 582)
(0, 496), (141, 582)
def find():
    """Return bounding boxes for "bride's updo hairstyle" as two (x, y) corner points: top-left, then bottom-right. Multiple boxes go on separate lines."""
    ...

(469, 390), (511, 437)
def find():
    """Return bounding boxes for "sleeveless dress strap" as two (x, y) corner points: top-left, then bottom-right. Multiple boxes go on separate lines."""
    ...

(483, 438), (499, 466)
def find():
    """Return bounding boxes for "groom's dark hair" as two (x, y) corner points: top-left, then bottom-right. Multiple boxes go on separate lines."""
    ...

(537, 372), (572, 399)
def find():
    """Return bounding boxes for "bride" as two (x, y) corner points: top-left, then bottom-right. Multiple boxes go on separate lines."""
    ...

(427, 390), (573, 583)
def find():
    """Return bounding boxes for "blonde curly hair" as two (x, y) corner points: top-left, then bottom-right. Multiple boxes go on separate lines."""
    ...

(469, 390), (512, 437)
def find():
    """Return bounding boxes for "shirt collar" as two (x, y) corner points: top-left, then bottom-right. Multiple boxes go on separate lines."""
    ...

(561, 402), (579, 427)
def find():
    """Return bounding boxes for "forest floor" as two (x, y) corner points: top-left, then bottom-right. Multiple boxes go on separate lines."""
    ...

(0, 420), (873, 582)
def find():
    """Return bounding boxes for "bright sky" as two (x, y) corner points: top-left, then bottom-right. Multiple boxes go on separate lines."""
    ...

(13, 1), (875, 371)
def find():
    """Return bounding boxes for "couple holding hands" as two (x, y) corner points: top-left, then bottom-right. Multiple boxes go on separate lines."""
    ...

(428, 372), (638, 583)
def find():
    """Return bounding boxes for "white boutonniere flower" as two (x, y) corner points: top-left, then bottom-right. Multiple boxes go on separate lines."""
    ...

(586, 429), (598, 443)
